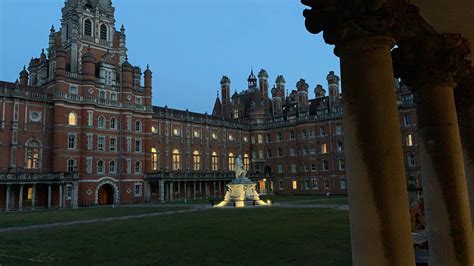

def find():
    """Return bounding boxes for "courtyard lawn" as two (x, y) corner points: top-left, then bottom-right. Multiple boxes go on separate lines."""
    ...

(0, 206), (191, 229)
(261, 194), (348, 204)
(0, 208), (352, 265)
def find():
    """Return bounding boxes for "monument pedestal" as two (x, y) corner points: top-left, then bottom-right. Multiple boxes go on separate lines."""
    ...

(215, 178), (267, 208)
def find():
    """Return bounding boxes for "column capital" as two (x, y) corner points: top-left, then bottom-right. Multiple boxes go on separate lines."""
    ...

(393, 33), (472, 88)
(454, 67), (474, 105)
(302, 0), (406, 55)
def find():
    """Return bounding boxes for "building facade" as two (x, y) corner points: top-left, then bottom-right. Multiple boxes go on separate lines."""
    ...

(0, 0), (420, 211)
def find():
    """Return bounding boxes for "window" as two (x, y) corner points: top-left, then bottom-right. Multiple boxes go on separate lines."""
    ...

(277, 164), (283, 173)
(134, 161), (141, 174)
(291, 164), (296, 173)
(65, 185), (72, 199)
(126, 137), (132, 152)
(324, 178), (330, 190)
(228, 134), (234, 141)
(97, 136), (105, 151)
(193, 151), (201, 171)
(404, 114), (412, 126)
(267, 149), (272, 158)
(110, 117), (117, 129)
(97, 160), (104, 174)
(69, 85), (78, 94)
(109, 137), (116, 152)
(127, 116), (132, 131)
(87, 134), (93, 150)
(320, 126), (326, 136)
(193, 129), (201, 138)
(173, 128), (180, 136)
(68, 112), (77, 126)
(67, 159), (76, 173)
(151, 126), (158, 134)
(86, 157), (93, 174)
(100, 24), (107, 40)
(135, 96), (142, 105)
(257, 134), (263, 144)
(172, 149), (181, 170)
(27, 187), (33, 200)
(25, 140), (41, 169)
(276, 132), (282, 142)
(233, 109), (239, 119)
(134, 183), (142, 196)
(135, 139), (142, 152)
(292, 180), (297, 190)
(338, 159), (345, 170)
(322, 160), (329, 171)
(279, 180), (284, 190)
(135, 120), (142, 132)
(311, 164), (317, 172)
(109, 160), (116, 174)
(87, 111), (93, 127)
(312, 179), (319, 190)
(337, 141), (344, 152)
(99, 90), (106, 99)
(151, 148), (158, 171)
(98, 116), (105, 128)
(243, 136), (248, 142)
(212, 132), (218, 140)
(289, 131), (295, 140)
(84, 19), (92, 36)
(126, 159), (132, 174)
(408, 153), (416, 167)
(243, 154), (250, 170)
(110, 92), (117, 100)
(228, 153), (235, 170)
(309, 130), (314, 138)
(290, 147), (296, 156)
(211, 152), (219, 171)
(406, 133), (413, 147)
(68, 134), (76, 149)
(340, 178), (347, 190)
(335, 124), (343, 135)
(321, 143), (328, 154)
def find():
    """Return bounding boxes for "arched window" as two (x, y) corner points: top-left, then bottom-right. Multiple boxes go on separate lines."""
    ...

(109, 160), (116, 174)
(25, 140), (41, 169)
(151, 148), (158, 171)
(99, 90), (106, 99)
(97, 160), (104, 174)
(98, 116), (105, 128)
(67, 159), (76, 173)
(68, 112), (77, 126)
(135, 120), (142, 132)
(193, 150), (201, 171)
(172, 149), (181, 171)
(84, 19), (92, 36)
(243, 154), (250, 171)
(100, 24), (107, 40)
(228, 153), (235, 171)
(110, 117), (117, 129)
(135, 161), (141, 174)
(211, 152), (218, 171)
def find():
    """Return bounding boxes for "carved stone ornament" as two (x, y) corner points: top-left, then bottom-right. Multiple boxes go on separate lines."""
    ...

(301, 0), (407, 53)
(392, 33), (472, 88)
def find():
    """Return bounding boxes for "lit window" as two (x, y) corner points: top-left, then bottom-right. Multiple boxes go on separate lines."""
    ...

(228, 153), (235, 170)
(406, 133), (413, 147)
(151, 126), (157, 134)
(25, 140), (41, 169)
(173, 128), (180, 136)
(151, 148), (158, 171)
(243, 136), (248, 142)
(27, 187), (33, 200)
(68, 112), (77, 126)
(229, 134), (234, 141)
(212, 132), (218, 140)
(211, 152), (219, 171)
(321, 143), (328, 154)
(257, 134), (263, 144)
(193, 151), (201, 171)
(243, 154), (250, 170)
(194, 130), (200, 138)
(172, 149), (181, 170)
(292, 180), (297, 190)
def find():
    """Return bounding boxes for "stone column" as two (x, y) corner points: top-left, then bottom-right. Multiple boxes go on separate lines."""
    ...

(159, 180), (165, 203)
(47, 184), (52, 208)
(393, 34), (474, 265)
(31, 184), (36, 210)
(454, 69), (474, 226)
(72, 182), (78, 209)
(193, 182), (196, 200)
(205, 182), (209, 198)
(302, 1), (415, 265)
(59, 184), (63, 208)
(19, 184), (24, 211)
(169, 182), (173, 201)
(5, 184), (11, 212)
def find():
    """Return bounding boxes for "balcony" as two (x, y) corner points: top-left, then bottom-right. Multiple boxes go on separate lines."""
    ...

(145, 171), (235, 181)
(0, 172), (79, 183)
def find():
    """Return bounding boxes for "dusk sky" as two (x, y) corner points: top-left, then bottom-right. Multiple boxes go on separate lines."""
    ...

(0, 0), (339, 113)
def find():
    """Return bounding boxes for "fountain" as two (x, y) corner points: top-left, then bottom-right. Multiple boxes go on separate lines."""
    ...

(215, 155), (268, 208)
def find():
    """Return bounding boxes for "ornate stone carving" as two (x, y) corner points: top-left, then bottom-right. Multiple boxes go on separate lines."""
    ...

(393, 34), (472, 87)
(301, 0), (406, 53)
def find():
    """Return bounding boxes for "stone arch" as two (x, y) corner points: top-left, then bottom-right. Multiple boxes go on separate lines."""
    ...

(95, 178), (119, 205)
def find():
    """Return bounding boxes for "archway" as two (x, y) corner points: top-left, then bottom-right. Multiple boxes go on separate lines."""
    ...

(97, 184), (114, 205)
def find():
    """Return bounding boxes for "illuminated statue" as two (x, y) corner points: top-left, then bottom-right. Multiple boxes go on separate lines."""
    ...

(234, 155), (247, 179)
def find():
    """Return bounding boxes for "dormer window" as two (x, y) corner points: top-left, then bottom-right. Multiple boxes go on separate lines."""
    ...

(84, 19), (92, 36)
(100, 24), (107, 40)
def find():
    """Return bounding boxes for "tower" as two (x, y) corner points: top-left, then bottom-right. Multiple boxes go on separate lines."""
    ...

(296, 79), (309, 110)
(272, 75), (286, 117)
(247, 69), (257, 89)
(327, 71), (340, 101)
(220, 76), (231, 118)
(258, 69), (269, 108)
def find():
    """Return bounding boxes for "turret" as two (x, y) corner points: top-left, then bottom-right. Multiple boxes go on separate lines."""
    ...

(327, 71), (340, 101)
(258, 69), (269, 107)
(122, 59), (133, 98)
(49, 25), (55, 50)
(315, 84), (326, 98)
(296, 79), (309, 109)
(19, 66), (29, 86)
(81, 48), (96, 82)
(247, 69), (257, 89)
(220, 76), (231, 118)
(55, 48), (66, 80)
(144, 64), (153, 106)
(133, 66), (142, 88)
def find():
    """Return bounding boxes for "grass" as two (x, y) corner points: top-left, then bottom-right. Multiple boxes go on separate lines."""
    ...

(0, 208), (352, 265)
(0, 206), (191, 229)
(261, 194), (348, 204)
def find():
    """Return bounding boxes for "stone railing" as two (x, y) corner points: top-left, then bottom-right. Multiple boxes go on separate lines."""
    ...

(66, 72), (82, 80)
(0, 172), (78, 183)
(145, 171), (235, 181)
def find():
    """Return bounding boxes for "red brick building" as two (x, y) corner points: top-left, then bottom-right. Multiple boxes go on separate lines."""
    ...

(0, 0), (420, 211)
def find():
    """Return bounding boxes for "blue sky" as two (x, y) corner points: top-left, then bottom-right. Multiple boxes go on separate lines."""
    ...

(0, 0), (339, 113)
